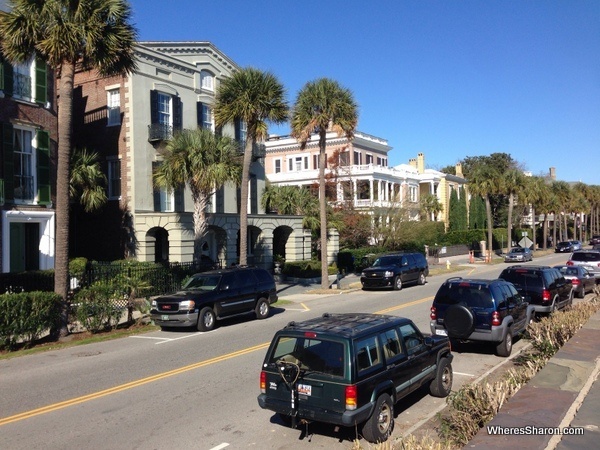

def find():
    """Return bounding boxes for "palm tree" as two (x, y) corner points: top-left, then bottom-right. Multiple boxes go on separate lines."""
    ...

(552, 181), (572, 241)
(468, 164), (502, 260)
(420, 193), (443, 222)
(503, 169), (525, 252)
(291, 78), (358, 289)
(70, 148), (107, 213)
(214, 68), (288, 266)
(0, 0), (137, 337)
(153, 128), (242, 262)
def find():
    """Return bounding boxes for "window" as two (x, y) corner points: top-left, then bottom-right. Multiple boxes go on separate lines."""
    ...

(409, 185), (418, 203)
(200, 70), (214, 91)
(288, 155), (309, 172)
(107, 159), (121, 199)
(158, 189), (174, 212)
(381, 329), (404, 360)
(356, 336), (381, 372)
(158, 92), (172, 126)
(274, 159), (281, 173)
(399, 323), (424, 356)
(13, 128), (35, 203)
(106, 89), (121, 126)
(13, 60), (32, 101)
(366, 154), (373, 165)
(339, 152), (350, 166)
(353, 151), (361, 165)
(201, 104), (213, 130)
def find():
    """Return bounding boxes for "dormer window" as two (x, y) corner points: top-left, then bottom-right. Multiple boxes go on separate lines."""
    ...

(200, 70), (214, 91)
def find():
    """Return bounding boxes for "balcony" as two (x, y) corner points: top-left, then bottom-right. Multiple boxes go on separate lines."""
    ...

(148, 123), (173, 142)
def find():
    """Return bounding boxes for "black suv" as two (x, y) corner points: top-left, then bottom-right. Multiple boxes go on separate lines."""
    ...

(150, 266), (277, 331)
(499, 265), (573, 315)
(360, 252), (429, 290)
(430, 277), (534, 357)
(258, 313), (452, 443)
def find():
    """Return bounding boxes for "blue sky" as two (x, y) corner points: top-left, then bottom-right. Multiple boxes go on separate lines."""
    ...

(128, 0), (599, 184)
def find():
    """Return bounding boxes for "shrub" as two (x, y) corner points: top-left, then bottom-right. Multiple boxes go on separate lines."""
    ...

(73, 282), (125, 333)
(0, 291), (61, 350)
(282, 260), (337, 278)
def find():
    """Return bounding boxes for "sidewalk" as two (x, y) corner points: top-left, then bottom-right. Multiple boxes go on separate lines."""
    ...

(468, 309), (600, 449)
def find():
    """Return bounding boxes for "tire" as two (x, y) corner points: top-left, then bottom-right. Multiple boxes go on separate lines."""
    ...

(496, 326), (513, 357)
(578, 288), (585, 299)
(255, 297), (270, 320)
(197, 306), (216, 332)
(393, 276), (403, 291)
(417, 271), (426, 285)
(444, 305), (475, 339)
(429, 357), (453, 397)
(361, 393), (394, 443)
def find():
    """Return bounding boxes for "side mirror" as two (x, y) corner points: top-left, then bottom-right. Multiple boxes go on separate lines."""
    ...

(424, 336), (434, 348)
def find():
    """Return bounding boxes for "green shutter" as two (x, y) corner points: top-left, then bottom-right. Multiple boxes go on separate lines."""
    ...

(36, 129), (51, 205)
(2, 60), (13, 97)
(35, 56), (47, 106)
(2, 122), (14, 201)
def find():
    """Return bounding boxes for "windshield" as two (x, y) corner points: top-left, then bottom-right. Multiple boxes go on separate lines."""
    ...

(510, 248), (525, 253)
(268, 336), (345, 377)
(373, 256), (398, 267)
(182, 274), (221, 291)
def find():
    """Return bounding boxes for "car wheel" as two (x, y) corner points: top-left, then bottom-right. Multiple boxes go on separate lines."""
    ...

(393, 276), (403, 290)
(496, 327), (513, 357)
(255, 297), (270, 320)
(197, 306), (216, 332)
(418, 271), (426, 285)
(578, 287), (585, 299)
(444, 305), (475, 339)
(361, 393), (394, 443)
(429, 357), (453, 397)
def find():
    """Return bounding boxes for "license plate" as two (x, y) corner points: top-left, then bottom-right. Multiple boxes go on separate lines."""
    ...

(161, 315), (169, 321)
(297, 384), (312, 396)
(435, 329), (448, 336)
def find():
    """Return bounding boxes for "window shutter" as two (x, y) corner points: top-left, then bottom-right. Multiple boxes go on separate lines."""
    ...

(172, 96), (182, 130)
(234, 119), (241, 142)
(36, 129), (51, 205)
(35, 56), (47, 106)
(250, 174), (257, 214)
(2, 59), (13, 97)
(174, 187), (184, 212)
(2, 122), (14, 201)
(196, 102), (204, 128)
(150, 90), (158, 124)
(152, 162), (161, 211)
(216, 186), (224, 213)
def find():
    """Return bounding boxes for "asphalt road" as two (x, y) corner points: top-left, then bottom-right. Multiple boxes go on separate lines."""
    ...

(0, 253), (585, 450)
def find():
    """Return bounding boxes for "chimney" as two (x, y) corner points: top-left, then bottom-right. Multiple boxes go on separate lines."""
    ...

(549, 167), (556, 180)
(417, 153), (425, 174)
(409, 158), (417, 169)
(455, 162), (463, 178)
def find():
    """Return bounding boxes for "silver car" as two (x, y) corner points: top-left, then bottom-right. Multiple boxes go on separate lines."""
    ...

(567, 250), (600, 281)
(505, 247), (533, 263)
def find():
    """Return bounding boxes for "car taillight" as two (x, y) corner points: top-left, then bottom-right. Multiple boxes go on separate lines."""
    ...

(260, 371), (266, 393)
(566, 261), (574, 266)
(430, 306), (437, 320)
(542, 289), (551, 302)
(571, 279), (581, 285)
(345, 385), (357, 410)
(491, 311), (501, 327)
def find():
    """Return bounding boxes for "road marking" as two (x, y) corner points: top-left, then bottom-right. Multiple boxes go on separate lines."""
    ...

(454, 371), (475, 377)
(0, 341), (271, 427)
(375, 296), (434, 314)
(210, 444), (230, 450)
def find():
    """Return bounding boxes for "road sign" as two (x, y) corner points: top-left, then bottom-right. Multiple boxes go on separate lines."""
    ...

(519, 237), (533, 249)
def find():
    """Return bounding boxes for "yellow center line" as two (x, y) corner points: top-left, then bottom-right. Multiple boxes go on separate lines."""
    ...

(1, 294), (435, 426)
(0, 341), (270, 426)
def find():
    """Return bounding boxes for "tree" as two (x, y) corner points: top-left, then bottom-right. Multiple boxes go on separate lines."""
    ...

(291, 78), (358, 289)
(70, 148), (107, 213)
(214, 68), (288, 266)
(468, 164), (502, 259)
(153, 128), (242, 262)
(503, 168), (525, 251)
(420, 193), (443, 222)
(0, 0), (138, 337)
(469, 195), (486, 230)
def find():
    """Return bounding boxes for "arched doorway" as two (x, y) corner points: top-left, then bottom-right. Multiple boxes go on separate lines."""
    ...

(273, 226), (293, 261)
(147, 227), (169, 263)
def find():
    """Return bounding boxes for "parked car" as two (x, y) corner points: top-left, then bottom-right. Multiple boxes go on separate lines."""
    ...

(258, 313), (453, 443)
(554, 265), (596, 298)
(589, 235), (600, 246)
(504, 247), (533, 263)
(593, 244), (600, 251)
(429, 277), (534, 356)
(360, 252), (429, 290)
(566, 250), (600, 281)
(150, 266), (277, 331)
(555, 240), (581, 253)
(498, 265), (573, 315)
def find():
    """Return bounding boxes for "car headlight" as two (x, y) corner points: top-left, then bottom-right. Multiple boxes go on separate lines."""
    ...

(179, 300), (196, 311)
(384, 271), (394, 277)
(361, 272), (366, 277)
(151, 300), (157, 308)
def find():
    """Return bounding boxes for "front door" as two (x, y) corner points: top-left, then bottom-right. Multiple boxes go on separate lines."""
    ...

(9, 222), (40, 272)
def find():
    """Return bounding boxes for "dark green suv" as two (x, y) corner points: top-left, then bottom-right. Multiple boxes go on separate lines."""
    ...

(258, 313), (453, 443)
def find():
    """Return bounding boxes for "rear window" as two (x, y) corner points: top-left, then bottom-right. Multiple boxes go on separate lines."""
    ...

(267, 336), (345, 378)
(572, 252), (600, 262)
(500, 270), (544, 288)
(434, 283), (493, 308)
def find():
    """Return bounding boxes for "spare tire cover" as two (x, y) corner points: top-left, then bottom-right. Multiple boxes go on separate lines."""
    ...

(444, 305), (475, 339)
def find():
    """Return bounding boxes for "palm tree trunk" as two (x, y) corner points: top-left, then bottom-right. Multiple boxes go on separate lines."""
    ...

(485, 195), (493, 261)
(192, 192), (209, 263)
(542, 213), (548, 250)
(319, 131), (329, 289)
(507, 193), (514, 253)
(239, 138), (253, 266)
(531, 205), (536, 251)
(54, 61), (75, 338)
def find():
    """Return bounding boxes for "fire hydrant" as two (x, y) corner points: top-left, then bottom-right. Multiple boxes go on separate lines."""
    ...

(446, 260), (451, 270)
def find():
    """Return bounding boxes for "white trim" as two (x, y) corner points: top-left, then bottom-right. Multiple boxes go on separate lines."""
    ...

(2, 210), (55, 273)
